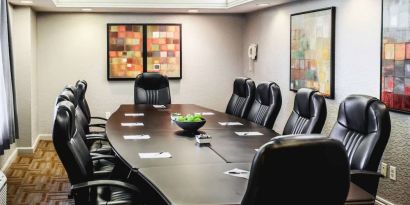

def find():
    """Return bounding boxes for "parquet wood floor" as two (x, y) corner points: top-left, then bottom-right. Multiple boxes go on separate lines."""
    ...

(5, 140), (74, 205)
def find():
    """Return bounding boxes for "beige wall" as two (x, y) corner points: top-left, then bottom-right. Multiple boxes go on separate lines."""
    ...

(243, 0), (410, 203)
(10, 6), (37, 147)
(36, 13), (244, 134)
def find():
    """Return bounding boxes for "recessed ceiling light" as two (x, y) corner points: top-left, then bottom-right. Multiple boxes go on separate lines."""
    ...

(20, 0), (33, 4)
(188, 9), (199, 13)
(257, 3), (270, 7)
(81, 8), (93, 12)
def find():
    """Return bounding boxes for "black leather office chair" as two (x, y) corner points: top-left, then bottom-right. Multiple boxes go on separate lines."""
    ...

(242, 135), (350, 205)
(52, 101), (141, 204)
(59, 87), (112, 154)
(283, 88), (327, 135)
(76, 80), (107, 127)
(329, 95), (391, 196)
(246, 82), (281, 129)
(134, 73), (171, 105)
(226, 77), (255, 118)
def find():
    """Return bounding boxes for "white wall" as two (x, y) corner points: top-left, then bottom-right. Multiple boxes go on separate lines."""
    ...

(243, 0), (410, 203)
(36, 13), (244, 134)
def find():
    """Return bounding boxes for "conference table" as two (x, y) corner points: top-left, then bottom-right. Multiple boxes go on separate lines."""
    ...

(106, 104), (375, 205)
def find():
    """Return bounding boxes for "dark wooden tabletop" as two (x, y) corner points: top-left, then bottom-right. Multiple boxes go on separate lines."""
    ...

(106, 104), (375, 205)
(105, 104), (279, 168)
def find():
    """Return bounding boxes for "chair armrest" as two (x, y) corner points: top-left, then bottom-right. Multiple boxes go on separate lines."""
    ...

(350, 169), (382, 196)
(350, 170), (383, 177)
(86, 134), (107, 141)
(93, 170), (112, 178)
(89, 124), (106, 128)
(271, 134), (327, 141)
(92, 154), (116, 161)
(91, 116), (108, 121)
(71, 180), (139, 193)
(91, 147), (112, 155)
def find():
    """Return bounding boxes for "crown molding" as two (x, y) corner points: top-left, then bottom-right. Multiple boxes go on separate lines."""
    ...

(51, 0), (255, 9)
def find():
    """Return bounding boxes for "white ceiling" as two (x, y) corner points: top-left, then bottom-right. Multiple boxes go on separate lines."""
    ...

(8, 0), (304, 13)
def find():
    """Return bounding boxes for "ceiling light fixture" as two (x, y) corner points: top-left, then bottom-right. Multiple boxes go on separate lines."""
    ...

(257, 3), (270, 7)
(81, 8), (93, 12)
(20, 0), (33, 4)
(188, 9), (199, 13)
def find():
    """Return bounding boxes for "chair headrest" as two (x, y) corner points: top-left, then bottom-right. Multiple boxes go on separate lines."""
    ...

(56, 89), (77, 106)
(135, 73), (169, 90)
(337, 95), (380, 134)
(54, 101), (76, 140)
(76, 80), (87, 89)
(233, 77), (251, 97)
(255, 82), (280, 106)
(294, 88), (318, 118)
(64, 84), (79, 102)
(75, 80), (87, 100)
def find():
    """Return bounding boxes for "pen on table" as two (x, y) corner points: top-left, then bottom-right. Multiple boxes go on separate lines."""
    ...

(228, 171), (247, 174)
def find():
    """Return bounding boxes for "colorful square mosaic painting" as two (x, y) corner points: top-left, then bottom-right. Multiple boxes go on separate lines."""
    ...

(290, 8), (335, 98)
(381, 0), (410, 113)
(147, 25), (181, 78)
(108, 25), (144, 79)
(107, 24), (182, 80)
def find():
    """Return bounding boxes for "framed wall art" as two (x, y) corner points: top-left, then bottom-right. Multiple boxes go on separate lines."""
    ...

(290, 7), (336, 99)
(107, 24), (182, 80)
(381, 0), (410, 113)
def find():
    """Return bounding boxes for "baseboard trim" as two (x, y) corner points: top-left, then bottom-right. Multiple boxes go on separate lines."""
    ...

(376, 196), (395, 205)
(1, 134), (52, 171)
(17, 134), (52, 154)
(1, 148), (18, 171)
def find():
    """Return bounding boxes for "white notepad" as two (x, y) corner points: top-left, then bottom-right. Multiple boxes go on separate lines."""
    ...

(121, 122), (144, 127)
(224, 168), (250, 179)
(235, 131), (264, 136)
(153, 105), (167, 109)
(201, 112), (215, 116)
(123, 135), (150, 140)
(138, 152), (172, 159)
(218, 122), (243, 126)
(124, 113), (144, 117)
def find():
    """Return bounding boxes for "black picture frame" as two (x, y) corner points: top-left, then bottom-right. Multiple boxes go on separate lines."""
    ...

(289, 7), (336, 99)
(107, 23), (182, 81)
(380, 0), (410, 114)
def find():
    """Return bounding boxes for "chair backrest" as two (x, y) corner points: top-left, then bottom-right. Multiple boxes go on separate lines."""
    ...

(57, 89), (89, 140)
(75, 80), (92, 123)
(226, 77), (256, 118)
(329, 95), (391, 171)
(241, 135), (350, 205)
(283, 88), (327, 135)
(134, 73), (171, 105)
(52, 101), (94, 185)
(246, 82), (281, 129)
(61, 86), (91, 134)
